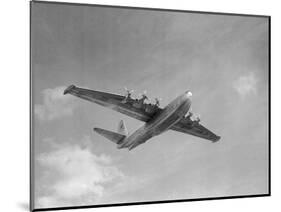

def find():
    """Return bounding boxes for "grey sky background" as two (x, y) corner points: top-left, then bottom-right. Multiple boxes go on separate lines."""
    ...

(31, 2), (269, 209)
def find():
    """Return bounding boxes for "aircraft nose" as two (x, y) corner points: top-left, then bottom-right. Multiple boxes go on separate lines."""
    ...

(185, 91), (192, 98)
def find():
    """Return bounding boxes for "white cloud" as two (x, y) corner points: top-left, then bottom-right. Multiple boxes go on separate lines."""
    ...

(35, 141), (124, 208)
(35, 86), (77, 121)
(233, 73), (258, 97)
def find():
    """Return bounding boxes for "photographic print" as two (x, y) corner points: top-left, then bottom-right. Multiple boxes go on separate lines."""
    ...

(30, 1), (270, 211)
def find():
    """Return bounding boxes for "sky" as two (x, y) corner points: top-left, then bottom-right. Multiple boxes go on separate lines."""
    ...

(31, 2), (269, 209)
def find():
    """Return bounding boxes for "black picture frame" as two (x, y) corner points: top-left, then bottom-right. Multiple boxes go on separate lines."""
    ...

(30, 1), (271, 211)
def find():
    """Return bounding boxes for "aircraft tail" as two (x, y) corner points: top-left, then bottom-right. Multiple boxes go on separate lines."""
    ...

(94, 128), (126, 144)
(117, 120), (128, 136)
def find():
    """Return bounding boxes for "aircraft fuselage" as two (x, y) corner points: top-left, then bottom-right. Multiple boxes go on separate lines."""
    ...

(118, 91), (192, 150)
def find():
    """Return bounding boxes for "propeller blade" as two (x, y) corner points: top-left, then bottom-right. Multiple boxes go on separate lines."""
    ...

(185, 111), (193, 118)
(124, 87), (134, 94)
(154, 98), (161, 103)
(195, 114), (201, 122)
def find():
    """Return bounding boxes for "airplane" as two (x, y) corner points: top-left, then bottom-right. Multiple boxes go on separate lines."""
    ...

(63, 85), (220, 150)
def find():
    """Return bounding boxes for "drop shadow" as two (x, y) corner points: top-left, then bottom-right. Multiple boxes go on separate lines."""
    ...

(17, 202), (30, 211)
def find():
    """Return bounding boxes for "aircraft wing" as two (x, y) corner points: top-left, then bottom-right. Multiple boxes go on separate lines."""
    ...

(170, 117), (221, 142)
(64, 85), (160, 122)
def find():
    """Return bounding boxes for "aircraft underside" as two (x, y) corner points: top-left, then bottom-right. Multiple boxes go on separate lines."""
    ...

(64, 85), (220, 150)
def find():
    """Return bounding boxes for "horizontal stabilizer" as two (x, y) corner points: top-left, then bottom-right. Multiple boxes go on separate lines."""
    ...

(94, 128), (126, 144)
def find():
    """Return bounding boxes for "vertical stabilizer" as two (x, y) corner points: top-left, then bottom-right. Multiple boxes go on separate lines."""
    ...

(117, 120), (128, 136)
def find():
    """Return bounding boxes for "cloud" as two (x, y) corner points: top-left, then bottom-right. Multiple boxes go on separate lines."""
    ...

(35, 140), (124, 208)
(35, 86), (77, 121)
(233, 73), (258, 97)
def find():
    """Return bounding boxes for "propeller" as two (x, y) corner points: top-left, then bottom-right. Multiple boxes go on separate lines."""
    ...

(185, 111), (193, 119)
(138, 90), (148, 100)
(154, 97), (162, 106)
(142, 90), (147, 96)
(124, 87), (134, 97)
(194, 114), (201, 122)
